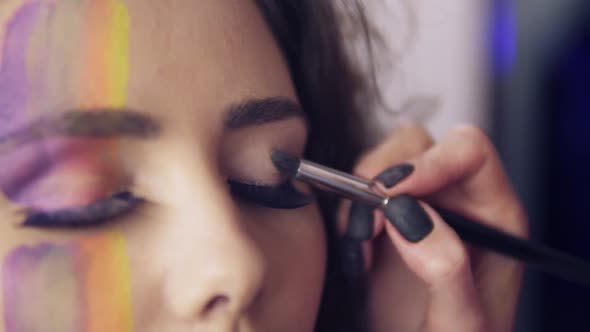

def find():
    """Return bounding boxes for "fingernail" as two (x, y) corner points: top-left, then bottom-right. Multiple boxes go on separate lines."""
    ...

(382, 194), (434, 243)
(346, 202), (374, 240)
(345, 164), (414, 241)
(374, 163), (415, 188)
(340, 236), (364, 278)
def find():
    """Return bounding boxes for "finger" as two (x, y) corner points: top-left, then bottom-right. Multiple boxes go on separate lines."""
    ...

(387, 125), (527, 236)
(345, 201), (376, 241)
(345, 163), (416, 241)
(338, 164), (414, 278)
(338, 123), (434, 235)
(382, 125), (526, 330)
(354, 124), (434, 179)
(339, 235), (366, 278)
(383, 200), (487, 331)
(337, 125), (434, 277)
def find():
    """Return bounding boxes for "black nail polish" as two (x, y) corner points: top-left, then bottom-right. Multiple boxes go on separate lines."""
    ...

(346, 202), (374, 240)
(382, 194), (434, 243)
(374, 163), (415, 188)
(340, 236), (364, 278)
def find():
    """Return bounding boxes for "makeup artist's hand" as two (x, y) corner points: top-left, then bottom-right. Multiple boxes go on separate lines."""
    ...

(340, 124), (528, 332)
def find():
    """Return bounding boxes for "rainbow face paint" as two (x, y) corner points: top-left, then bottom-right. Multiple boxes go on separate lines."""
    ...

(76, 232), (134, 332)
(73, 0), (131, 206)
(0, 1), (43, 133)
(0, 0), (135, 330)
(0, 0), (131, 210)
(78, 0), (130, 108)
(3, 243), (81, 331)
(2, 232), (134, 332)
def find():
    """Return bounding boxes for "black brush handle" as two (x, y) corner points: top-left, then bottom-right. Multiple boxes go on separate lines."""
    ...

(434, 207), (590, 286)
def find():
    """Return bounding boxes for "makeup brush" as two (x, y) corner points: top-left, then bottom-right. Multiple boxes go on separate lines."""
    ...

(271, 150), (590, 287)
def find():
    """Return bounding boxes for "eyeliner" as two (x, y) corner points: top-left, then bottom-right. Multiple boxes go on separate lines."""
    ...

(271, 151), (590, 287)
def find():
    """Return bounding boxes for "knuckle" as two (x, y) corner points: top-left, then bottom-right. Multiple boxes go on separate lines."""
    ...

(421, 242), (470, 281)
(352, 156), (384, 178)
(513, 209), (530, 237)
(353, 124), (434, 177)
(393, 124), (435, 152)
(447, 125), (492, 166)
(426, 313), (487, 332)
(496, 199), (530, 238)
(451, 125), (492, 151)
(460, 315), (489, 332)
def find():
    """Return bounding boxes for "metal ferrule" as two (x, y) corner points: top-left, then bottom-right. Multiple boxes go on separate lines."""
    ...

(296, 159), (388, 207)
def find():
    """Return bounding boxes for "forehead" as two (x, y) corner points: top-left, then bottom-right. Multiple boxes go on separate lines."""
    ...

(0, 0), (296, 131)
(125, 0), (296, 121)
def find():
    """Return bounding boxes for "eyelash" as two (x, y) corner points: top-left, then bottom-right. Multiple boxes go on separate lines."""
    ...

(23, 191), (144, 227)
(22, 181), (314, 228)
(227, 180), (314, 209)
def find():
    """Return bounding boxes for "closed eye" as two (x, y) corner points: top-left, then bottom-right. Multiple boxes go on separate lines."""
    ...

(20, 179), (314, 228)
(22, 191), (144, 228)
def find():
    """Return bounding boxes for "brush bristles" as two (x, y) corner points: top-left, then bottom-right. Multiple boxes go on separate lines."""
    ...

(271, 150), (300, 178)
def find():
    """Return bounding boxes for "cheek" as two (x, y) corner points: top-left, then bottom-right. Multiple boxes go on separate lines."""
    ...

(0, 231), (134, 332)
(2, 243), (79, 331)
(261, 205), (327, 329)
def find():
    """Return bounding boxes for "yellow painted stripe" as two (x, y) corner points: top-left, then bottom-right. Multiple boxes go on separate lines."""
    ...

(77, 232), (134, 332)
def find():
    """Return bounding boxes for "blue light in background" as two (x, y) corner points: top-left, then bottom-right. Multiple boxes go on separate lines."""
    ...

(489, 0), (517, 74)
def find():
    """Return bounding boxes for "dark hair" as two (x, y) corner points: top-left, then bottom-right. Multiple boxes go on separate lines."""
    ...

(255, 1), (377, 331)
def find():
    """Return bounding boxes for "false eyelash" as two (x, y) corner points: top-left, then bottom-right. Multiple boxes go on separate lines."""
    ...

(22, 191), (144, 228)
(228, 180), (315, 209)
(20, 181), (312, 229)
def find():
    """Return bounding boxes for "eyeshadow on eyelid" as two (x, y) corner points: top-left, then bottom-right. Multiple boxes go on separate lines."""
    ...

(0, 136), (128, 211)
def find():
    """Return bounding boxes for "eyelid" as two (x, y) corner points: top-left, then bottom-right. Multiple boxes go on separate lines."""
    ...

(22, 191), (143, 227)
(19, 177), (311, 228)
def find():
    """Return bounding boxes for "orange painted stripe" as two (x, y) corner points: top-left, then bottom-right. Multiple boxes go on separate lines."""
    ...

(76, 232), (134, 332)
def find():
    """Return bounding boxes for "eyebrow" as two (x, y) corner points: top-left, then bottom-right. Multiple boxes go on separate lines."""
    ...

(0, 110), (159, 155)
(224, 97), (306, 130)
(0, 97), (306, 154)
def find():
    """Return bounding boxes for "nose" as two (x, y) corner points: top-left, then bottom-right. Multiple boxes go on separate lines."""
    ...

(157, 160), (265, 323)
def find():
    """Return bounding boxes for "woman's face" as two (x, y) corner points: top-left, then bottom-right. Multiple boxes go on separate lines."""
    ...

(0, 0), (326, 331)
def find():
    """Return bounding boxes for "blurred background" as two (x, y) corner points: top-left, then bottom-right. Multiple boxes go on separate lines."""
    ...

(362, 0), (590, 331)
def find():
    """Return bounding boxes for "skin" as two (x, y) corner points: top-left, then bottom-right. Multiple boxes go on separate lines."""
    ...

(0, 1), (323, 331)
(340, 124), (528, 332)
(0, 1), (527, 331)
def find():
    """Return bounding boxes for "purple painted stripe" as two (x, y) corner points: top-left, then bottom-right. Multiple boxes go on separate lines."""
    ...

(3, 243), (81, 332)
(3, 243), (54, 331)
(0, 2), (59, 207)
(0, 2), (43, 133)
